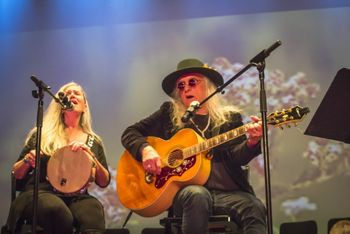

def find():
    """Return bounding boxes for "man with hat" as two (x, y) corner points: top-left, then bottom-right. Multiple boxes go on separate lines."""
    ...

(121, 58), (266, 233)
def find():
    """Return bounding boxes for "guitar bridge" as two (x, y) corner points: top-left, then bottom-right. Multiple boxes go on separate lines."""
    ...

(145, 172), (154, 184)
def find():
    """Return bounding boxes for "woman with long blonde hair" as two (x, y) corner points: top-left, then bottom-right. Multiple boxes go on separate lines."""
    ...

(6, 82), (110, 234)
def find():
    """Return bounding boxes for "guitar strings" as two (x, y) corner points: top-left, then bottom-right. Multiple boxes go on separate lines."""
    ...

(158, 117), (211, 168)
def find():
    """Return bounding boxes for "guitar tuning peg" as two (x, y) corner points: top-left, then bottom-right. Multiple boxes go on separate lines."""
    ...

(279, 126), (284, 130)
(286, 124), (291, 128)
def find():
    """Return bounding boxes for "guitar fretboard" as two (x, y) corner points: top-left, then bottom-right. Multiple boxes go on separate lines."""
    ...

(183, 124), (248, 158)
(181, 105), (309, 158)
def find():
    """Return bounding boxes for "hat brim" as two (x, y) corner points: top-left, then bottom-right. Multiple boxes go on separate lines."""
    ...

(162, 67), (223, 96)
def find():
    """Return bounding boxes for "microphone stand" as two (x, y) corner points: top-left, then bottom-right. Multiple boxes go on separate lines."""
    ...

(249, 41), (281, 234)
(183, 40), (281, 234)
(30, 76), (66, 234)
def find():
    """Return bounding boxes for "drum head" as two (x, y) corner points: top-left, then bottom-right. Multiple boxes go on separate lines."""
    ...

(47, 146), (92, 194)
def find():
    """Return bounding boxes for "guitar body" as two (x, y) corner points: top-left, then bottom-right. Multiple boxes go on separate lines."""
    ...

(116, 128), (211, 217)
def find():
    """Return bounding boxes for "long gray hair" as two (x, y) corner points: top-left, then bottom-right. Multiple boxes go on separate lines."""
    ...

(169, 77), (239, 131)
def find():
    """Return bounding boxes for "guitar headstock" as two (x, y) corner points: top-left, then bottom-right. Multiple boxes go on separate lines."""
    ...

(267, 105), (310, 129)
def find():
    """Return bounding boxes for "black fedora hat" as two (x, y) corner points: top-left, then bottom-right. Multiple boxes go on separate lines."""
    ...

(162, 58), (224, 96)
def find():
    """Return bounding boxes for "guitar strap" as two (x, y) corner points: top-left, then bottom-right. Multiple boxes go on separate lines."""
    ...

(86, 134), (94, 149)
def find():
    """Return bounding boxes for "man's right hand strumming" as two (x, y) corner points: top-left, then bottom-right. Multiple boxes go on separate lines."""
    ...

(142, 145), (162, 175)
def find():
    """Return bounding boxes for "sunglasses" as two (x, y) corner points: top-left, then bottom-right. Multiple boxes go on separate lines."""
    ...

(177, 78), (201, 91)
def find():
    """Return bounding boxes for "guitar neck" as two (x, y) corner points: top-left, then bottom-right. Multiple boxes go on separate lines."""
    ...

(183, 124), (249, 158)
(182, 105), (310, 159)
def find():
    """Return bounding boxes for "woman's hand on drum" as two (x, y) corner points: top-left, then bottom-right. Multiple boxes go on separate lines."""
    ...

(13, 149), (40, 179)
(69, 141), (97, 168)
(69, 141), (91, 152)
(23, 150), (40, 168)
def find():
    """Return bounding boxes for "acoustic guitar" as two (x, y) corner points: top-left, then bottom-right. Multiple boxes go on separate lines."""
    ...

(116, 105), (309, 217)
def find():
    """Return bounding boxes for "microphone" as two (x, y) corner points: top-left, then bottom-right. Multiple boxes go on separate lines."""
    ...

(181, 101), (200, 123)
(264, 40), (282, 58)
(58, 92), (73, 110)
(250, 40), (282, 64)
(30, 75), (50, 90)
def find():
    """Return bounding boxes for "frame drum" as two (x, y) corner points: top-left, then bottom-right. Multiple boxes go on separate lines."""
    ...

(47, 146), (93, 195)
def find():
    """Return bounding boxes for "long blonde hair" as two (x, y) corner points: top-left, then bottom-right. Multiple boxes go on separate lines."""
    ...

(25, 82), (101, 156)
(169, 77), (240, 130)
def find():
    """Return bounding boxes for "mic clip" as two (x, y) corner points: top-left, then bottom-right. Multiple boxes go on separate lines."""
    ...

(58, 92), (73, 110)
(181, 101), (200, 123)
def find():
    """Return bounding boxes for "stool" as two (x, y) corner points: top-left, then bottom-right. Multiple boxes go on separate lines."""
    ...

(280, 220), (317, 234)
(160, 214), (240, 233)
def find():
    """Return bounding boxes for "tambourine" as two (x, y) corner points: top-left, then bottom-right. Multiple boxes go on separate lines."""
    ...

(47, 145), (95, 195)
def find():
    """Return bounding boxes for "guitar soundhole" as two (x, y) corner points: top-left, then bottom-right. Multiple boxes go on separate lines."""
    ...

(168, 149), (183, 168)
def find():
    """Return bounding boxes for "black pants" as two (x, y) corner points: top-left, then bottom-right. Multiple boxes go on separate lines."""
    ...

(172, 185), (266, 234)
(12, 191), (105, 234)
